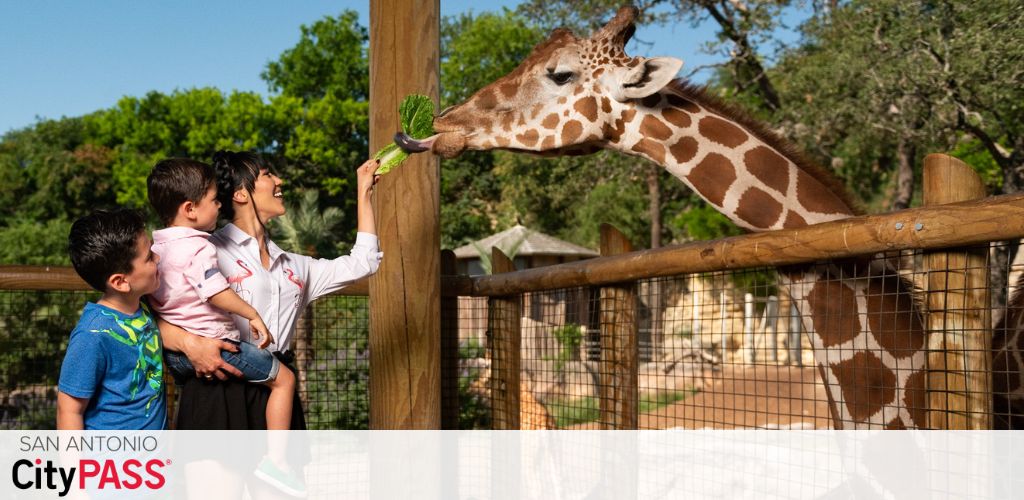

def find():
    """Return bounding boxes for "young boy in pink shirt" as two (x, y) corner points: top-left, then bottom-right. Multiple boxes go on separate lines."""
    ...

(147, 158), (304, 496)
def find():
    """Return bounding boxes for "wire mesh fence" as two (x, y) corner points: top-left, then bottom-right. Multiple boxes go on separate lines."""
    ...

(2, 239), (1024, 430)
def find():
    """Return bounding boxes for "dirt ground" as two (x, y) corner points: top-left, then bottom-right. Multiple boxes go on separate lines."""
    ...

(573, 365), (833, 429)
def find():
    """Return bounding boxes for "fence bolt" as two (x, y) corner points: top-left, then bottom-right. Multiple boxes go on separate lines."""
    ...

(915, 223), (924, 231)
(895, 222), (904, 230)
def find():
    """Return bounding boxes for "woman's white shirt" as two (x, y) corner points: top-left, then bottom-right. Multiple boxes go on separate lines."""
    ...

(209, 223), (382, 352)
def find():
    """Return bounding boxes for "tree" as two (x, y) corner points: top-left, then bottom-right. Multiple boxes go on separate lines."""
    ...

(439, 10), (545, 248)
(772, 0), (1024, 306)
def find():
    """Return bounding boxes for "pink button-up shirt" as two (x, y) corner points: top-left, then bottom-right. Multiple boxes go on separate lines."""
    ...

(150, 226), (238, 340)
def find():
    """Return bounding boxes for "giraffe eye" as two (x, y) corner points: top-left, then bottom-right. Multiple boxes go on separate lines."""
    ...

(546, 71), (574, 85)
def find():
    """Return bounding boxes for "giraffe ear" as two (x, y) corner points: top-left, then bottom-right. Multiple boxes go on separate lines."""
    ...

(613, 57), (684, 101)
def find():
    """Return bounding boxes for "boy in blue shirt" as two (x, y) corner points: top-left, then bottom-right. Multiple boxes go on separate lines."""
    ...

(57, 208), (166, 430)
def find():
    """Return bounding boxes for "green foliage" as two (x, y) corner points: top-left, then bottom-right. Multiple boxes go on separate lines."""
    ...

(304, 296), (370, 430)
(672, 205), (743, 242)
(373, 94), (436, 175)
(272, 189), (346, 259)
(546, 389), (697, 428)
(456, 338), (491, 429)
(0, 219), (72, 266)
(550, 324), (583, 374)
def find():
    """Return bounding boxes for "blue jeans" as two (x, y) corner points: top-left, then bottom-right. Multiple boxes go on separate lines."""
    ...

(165, 339), (280, 384)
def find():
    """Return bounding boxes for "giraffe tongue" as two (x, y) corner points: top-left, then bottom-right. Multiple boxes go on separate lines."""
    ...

(394, 132), (437, 153)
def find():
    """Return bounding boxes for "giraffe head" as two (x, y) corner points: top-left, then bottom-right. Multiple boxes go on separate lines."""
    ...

(412, 6), (683, 158)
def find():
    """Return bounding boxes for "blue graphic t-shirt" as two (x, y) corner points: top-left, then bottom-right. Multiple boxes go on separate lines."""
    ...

(58, 302), (166, 430)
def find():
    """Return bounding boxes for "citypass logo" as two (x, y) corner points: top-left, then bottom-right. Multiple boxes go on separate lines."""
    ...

(11, 434), (168, 497)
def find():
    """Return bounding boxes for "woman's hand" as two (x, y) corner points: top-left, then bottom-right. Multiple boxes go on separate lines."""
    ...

(357, 158), (381, 199)
(183, 335), (244, 380)
(157, 319), (243, 381)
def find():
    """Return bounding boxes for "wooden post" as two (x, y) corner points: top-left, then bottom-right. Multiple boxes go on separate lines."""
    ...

(489, 248), (521, 429)
(924, 153), (992, 429)
(598, 224), (638, 429)
(440, 250), (460, 429)
(368, 0), (441, 429)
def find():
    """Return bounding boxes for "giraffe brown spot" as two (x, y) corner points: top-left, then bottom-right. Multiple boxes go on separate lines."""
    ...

(584, 133), (601, 142)
(631, 138), (665, 163)
(885, 417), (906, 429)
(499, 82), (518, 99)
(557, 97), (567, 104)
(639, 115), (672, 141)
(601, 97), (612, 113)
(622, 109), (637, 123)
(667, 94), (700, 112)
(866, 276), (925, 359)
(669, 137), (698, 164)
(831, 351), (896, 423)
(501, 113), (514, 132)
(561, 120), (583, 144)
(783, 211), (807, 228)
(686, 153), (736, 206)
(627, 58), (640, 67)
(517, 115), (526, 126)
(698, 116), (749, 148)
(745, 146), (790, 194)
(903, 370), (928, 427)
(735, 188), (784, 229)
(592, 82), (603, 93)
(641, 94), (662, 108)
(516, 129), (539, 147)
(593, 68), (605, 78)
(661, 107), (691, 128)
(797, 170), (854, 215)
(574, 85), (584, 95)
(541, 135), (555, 149)
(495, 136), (510, 147)
(805, 281), (861, 348)
(530, 104), (544, 119)
(541, 113), (560, 130)
(476, 89), (498, 110)
(574, 97), (599, 122)
(605, 119), (625, 143)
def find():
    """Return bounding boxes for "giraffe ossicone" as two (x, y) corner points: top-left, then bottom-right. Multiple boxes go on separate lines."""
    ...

(423, 5), (1008, 429)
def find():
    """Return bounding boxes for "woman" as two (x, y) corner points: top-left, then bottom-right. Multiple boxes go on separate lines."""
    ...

(159, 150), (381, 497)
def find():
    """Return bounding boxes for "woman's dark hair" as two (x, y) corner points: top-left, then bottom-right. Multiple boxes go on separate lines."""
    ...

(147, 158), (217, 226)
(68, 208), (147, 292)
(211, 150), (277, 239)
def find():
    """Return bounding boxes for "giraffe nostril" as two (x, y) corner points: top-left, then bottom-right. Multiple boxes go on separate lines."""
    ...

(437, 106), (455, 118)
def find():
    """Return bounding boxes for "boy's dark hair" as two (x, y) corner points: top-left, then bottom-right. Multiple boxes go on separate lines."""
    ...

(147, 158), (217, 226)
(68, 209), (147, 292)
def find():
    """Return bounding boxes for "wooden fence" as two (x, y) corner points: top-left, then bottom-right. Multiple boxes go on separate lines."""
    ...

(2, 157), (1022, 429)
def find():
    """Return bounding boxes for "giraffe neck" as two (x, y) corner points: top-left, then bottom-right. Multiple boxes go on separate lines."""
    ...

(598, 85), (929, 428)
(605, 85), (855, 232)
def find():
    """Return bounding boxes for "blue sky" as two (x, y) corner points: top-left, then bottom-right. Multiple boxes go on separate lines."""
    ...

(0, 1), (808, 134)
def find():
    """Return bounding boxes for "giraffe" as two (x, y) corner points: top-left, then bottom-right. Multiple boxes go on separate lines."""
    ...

(402, 6), (938, 429)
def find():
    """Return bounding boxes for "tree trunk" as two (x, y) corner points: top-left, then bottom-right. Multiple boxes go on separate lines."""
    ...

(891, 137), (915, 210)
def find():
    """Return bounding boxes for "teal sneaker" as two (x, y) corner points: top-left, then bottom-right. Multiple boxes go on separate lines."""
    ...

(254, 456), (307, 498)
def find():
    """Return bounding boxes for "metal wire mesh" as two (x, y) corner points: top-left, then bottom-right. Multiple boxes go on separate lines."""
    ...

(462, 242), (1024, 430)
(3, 239), (1024, 430)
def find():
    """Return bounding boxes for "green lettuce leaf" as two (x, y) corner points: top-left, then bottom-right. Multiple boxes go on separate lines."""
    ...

(374, 94), (435, 175)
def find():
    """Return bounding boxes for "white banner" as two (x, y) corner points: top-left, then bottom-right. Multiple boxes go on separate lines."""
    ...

(1, 430), (1021, 499)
